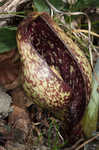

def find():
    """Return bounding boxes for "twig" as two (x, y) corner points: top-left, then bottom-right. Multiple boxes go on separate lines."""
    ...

(95, 46), (99, 49)
(73, 31), (99, 55)
(73, 29), (99, 38)
(75, 133), (99, 150)
(64, 138), (84, 150)
(0, 12), (25, 18)
(50, 8), (54, 17)
(55, 126), (64, 142)
(0, 0), (29, 26)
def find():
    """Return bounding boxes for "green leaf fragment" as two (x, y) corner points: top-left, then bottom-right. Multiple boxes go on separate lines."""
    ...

(33, 0), (65, 13)
(49, 0), (65, 10)
(0, 28), (17, 53)
(74, 0), (99, 10)
(81, 57), (99, 137)
(33, 0), (50, 12)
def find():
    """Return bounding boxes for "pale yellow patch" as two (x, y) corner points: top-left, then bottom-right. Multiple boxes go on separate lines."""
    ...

(70, 65), (74, 74)
(50, 65), (63, 80)
(17, 33), (21, 40)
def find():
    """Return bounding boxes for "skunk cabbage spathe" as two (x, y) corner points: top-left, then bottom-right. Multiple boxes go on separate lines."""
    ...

(16, 12), (92, 127)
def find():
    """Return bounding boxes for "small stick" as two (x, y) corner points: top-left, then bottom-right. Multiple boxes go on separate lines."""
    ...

(72, 29), (99, 38)
(64, 138), (84, 150)
(76, 133), (99, 150)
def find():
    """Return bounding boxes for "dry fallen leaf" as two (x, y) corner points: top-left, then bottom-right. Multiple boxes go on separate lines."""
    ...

(8, 105), (31, 135)
(0, 49), (20, 90)
(10, 87), (33, 108)
(5, 141), (25, 150)
(0, 146), (6, 150)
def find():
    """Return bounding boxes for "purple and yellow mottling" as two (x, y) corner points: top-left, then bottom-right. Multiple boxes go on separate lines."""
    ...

(16, 12), (92, 126)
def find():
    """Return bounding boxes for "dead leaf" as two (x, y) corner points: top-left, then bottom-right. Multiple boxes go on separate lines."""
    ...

(8, 105), (31, 135)
(0, 146), (6, 150)
(9, 86), (35, 108)
(0, 49), (20, 90)
(10, 87), (30, 108)
(5, 141), (25, 150)
(0, 119), (9, 135)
